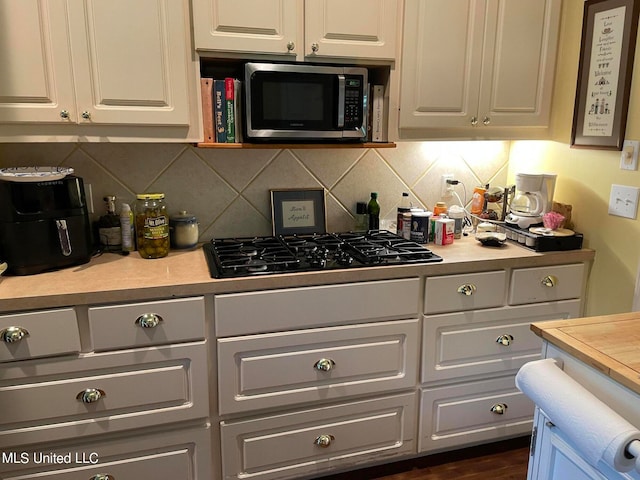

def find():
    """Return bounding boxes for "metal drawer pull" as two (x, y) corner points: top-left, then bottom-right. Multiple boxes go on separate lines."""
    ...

(1, 326), (30, 343)
(60, 110), (70, 119)
(311, 42), (319, 53)
(287, 41), (295, 51)
(314, 358), (336, 372)
(470, 116), (478, 126)
(483, 116), (491, 126)
(541, 275), (557, 287)
(496, 334), (514, 346)
(457, 284), (477, 296)
(81, 111), (91, 120)
(135, 313), (163, 328)
(314, 434), (334, 448)
(77, 388), (106, 404)
(90, 475), (115, 480)
(490, 403), (508, 415)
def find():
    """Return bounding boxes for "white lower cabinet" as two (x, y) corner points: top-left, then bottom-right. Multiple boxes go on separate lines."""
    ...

(0, 424), (211, 479)
(220, 393), (417, 480)
(420, 375), (534, 452)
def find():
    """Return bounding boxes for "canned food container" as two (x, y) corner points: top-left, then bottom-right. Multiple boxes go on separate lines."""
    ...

(135, 193), (170, 259)
(434, 217), (455, 245)
(410, 211), (432, 244)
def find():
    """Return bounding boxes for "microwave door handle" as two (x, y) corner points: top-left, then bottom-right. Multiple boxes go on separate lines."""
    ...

(337, 75), (345, 128)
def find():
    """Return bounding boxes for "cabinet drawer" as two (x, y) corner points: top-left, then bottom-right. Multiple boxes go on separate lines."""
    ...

(0, 308), (79, 363)
(509, 263), (585, 305)
(0, 424), (211, 479)
(420, 375), (534, 452)
(215, 278), (420, 337)
(220, 392), (417, 480)
(218, 319), (419, 415)
(88, 296), (205, 351)
(0, 342), (208, 448)
(424, 271), (506, 314)
(422, 300), (581, 383)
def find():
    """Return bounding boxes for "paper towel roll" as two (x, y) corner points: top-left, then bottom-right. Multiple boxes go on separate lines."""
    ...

(516, 358), (640, 473)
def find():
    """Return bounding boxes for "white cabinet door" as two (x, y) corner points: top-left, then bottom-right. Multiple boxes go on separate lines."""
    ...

(304, 0), (398, 60)
(192, 0), (300, 57)
(399, 0), (561, 133)
(0, 0), (75, 124)
(67, 0), (191, 126)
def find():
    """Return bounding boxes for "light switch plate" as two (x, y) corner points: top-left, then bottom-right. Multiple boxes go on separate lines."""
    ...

(608, 184), (640, 219)
(621, 140), (639, 170)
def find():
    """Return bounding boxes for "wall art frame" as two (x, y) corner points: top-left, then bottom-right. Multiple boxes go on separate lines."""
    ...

(571, 0), (640, 150)
(270, 188), (326, 235)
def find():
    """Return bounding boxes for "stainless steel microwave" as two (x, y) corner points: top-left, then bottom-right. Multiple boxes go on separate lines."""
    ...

(244, 62), (368, 142)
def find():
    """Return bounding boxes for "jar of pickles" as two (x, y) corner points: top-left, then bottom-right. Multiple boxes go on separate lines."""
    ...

(135, 193), (170, 259)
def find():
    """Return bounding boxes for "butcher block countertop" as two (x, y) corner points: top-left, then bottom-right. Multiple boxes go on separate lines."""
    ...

(0, 236), (594, 313)
(531, 313), (640, 396)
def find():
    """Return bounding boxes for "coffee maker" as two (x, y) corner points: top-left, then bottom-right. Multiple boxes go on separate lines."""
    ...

(0, 175), (93, 275)
(505, 173), (557, 229)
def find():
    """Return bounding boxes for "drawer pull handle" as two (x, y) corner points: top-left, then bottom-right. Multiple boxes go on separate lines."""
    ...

(541, 275), (557, 287)
(135, 313), (163, 328)
(314, 358), (336, 372)
(314, 434), (334, 448)
(90, 475), (115, 480)
(496, 334), (514, 346)
(1, 326), (30, 343)
(287, 41), (295, 51)
(457, 284), (477, 296)
(77, 388), (106, 404)
(490, 403), (508, 415)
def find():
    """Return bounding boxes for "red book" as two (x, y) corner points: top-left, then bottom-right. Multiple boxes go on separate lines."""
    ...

(224, 78), (235, 142)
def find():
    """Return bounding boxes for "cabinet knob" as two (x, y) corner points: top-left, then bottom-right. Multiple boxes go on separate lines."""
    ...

(470, 116), (478, 126)
(287, 41), (295, 51)
(90, 475), (115, 480)
(77, 388), (106, 404)
(541, 275), (557, 287)
(490, 403), (508, 415)
(314, 358), (336, 372)
(81, 111), (91, 120)
(311, 42), (319, 53)
(135, 312), (163, 328)
(457, 284), (477, 296)
(1, 326), (29, 343)
(60, 110), (70, 119)
(496, 334), (514, 346)
(483, 116), (491, 126)
(314, 434), (334, 448)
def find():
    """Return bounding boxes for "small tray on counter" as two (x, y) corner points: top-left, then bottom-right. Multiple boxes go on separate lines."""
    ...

(502, 225), (584, 252)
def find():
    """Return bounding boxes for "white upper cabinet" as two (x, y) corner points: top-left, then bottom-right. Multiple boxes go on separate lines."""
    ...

(192, 0), (398, 61)
(0, 0), (199, 141)
(398, 0), (561, 138)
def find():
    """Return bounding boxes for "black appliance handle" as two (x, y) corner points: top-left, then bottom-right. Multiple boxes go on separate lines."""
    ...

(55, 219), (72, 257)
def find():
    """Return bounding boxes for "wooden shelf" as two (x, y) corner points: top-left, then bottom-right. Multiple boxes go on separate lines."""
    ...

(195, 142), (396, 149)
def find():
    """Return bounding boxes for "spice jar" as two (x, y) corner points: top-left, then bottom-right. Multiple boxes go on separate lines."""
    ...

(135, 193), (169, 259)
(170, 211), (199, 249)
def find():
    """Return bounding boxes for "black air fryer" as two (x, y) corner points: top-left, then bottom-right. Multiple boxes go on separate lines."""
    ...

(0, 175), (93, 275)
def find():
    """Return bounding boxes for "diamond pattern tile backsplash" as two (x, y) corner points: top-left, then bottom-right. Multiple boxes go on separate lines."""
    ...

(0, 141), (509, 240)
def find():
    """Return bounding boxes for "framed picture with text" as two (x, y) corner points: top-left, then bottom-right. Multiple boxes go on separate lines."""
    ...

(571, 0), (640, 150)
(270, 188), (326, 236)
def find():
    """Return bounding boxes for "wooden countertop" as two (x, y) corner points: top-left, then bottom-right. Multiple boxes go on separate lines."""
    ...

(531, 313), (640, 396)
(0, 236), (594, 313)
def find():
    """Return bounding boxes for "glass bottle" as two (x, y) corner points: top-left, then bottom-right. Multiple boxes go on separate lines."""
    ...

(367, 192), (380, 230)
(135, 193), (169, 259)
(397, 192), (411, 236)
(98, 195), (122, 252)
(355, 202), (369, 231)
(120, 203), (135, 252)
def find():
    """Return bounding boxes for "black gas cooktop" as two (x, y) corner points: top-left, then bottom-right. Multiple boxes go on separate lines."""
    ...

(202, 230), (442, 278)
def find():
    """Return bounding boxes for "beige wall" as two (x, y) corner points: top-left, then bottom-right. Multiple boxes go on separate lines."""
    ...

(509, 0), (640, 315)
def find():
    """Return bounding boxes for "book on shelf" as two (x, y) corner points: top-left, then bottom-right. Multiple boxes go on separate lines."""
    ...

(200, 78), (214, 143)
(214, 79), (227, 143)
(225, 77), (235, 143)
(371, 84), (388, 142)
(234, 79), (243, 143)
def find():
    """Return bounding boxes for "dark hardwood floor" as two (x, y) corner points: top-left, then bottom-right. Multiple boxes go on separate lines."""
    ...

(316, 436), (531, 480)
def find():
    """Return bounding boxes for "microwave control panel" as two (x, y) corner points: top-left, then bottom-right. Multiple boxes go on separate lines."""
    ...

(344, 76), (364, 129)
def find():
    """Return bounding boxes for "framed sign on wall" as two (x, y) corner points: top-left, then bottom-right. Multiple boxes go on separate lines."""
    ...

(571, 0), (640, 150)
(270, 188), (326, 236)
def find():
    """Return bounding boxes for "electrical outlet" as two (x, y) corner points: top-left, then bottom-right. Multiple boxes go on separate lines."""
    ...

(621, 140), (639, 170)
(441, 174), (454, 197)
(608, 184), (640, 219)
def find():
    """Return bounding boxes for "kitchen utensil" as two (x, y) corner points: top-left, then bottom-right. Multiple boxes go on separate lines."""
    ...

(505, 173), (557, 229)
